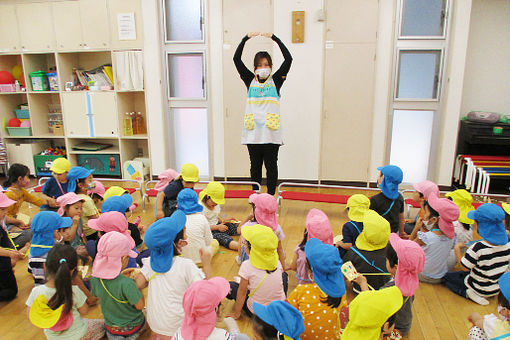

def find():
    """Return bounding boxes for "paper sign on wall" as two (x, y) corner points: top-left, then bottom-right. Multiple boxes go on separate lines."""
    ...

(117, 13), (137, 41)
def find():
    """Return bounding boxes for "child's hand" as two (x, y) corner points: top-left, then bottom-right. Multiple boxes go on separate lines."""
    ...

(455, 242), (466, 250)
(227, 311), (242, 320)
(247, 32), (260, 38)
(48, 198), (58, 208)
(353, 274), (367, 285)
(199, 247), (212, 265)
(261, 32), (273, 38)
(217, 224), (229, 232)
(9, 250), (24, 260)
(399, 231), (410, 239)
(247, 212), (254, 221)
(72, 215), (80, 223)
(16, 220), (27, 229)
(156, 210), (165, 220)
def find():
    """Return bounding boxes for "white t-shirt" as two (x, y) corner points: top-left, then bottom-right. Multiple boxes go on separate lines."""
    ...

(25, 285), (88, 340)
(141, 256), (205, 337)
(181, 213), (214, 263)
(199, 201), (221, 226)
(453, 220), (473, 244)
(418, 231), (454, 279)
(173, 327), (231, 340)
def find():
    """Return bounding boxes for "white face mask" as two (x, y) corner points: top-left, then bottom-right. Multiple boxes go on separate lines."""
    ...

(255, 68), (271, 80)
(423, 219), (435, 231)
(498, 306), (508, 320)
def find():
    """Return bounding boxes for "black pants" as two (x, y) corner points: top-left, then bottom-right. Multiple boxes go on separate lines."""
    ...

(0, 269), (18, 301)
(247, 144), (280, 195)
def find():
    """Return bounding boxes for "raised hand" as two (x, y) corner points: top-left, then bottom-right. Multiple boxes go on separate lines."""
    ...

(261, 32), (273, 38)
(248, 32), (260, 38)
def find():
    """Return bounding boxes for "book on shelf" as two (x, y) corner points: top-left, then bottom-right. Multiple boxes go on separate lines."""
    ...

(73, 64), (114, 88)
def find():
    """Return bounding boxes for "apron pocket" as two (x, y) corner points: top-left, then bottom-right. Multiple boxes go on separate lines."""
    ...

(244, 114), (255, 130)
(265, 113), (280, 130)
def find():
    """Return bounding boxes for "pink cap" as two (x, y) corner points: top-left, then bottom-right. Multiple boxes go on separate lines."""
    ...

(305, 208), (334, 245)
(428, 195), (459, 239)
(249, 193), (278, 231)
(0, 192), (16, 208)
(92, 231), (138, 279)
(412, 180), (439, 200)
(56, 193), (84, 216)
(388, 233), (425, 296)
(154, 168), (179, 192)
(88, 211), (132, 241)
(181, 277), (231, 340)
(88, 181), (105, 198)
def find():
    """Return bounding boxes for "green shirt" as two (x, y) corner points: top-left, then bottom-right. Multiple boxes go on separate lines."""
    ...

(91, 275), (144, 327)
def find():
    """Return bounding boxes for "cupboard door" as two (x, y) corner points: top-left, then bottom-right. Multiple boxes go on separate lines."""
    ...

(80, 0), (110, 49)
(61, 92), (90, 137)
(0, 5), (21, 53)
(108, 0), (143, 49)
(53, 1), (83, 51)
(90, 92), (118, 137)
(17, 3), (55, 52)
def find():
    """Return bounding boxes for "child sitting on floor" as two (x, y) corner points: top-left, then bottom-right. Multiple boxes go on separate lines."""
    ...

(153, 168), (179, 219)
(26, 244), (105, 340)
(41, 157), (71, 211)
(446, 189), (475, 270)
(178, 188), (219, 264)
(336, 194), (370, 258)
(159, 163), (199, 219)
(67, 167), (99, 241)
(88, 180), (105, 211)
(370, 165), (406, 237)
(101, 195), (143, 252)
(289, 237), (347, 339)
(404, 180), (439, 235)
(444, 203), (510, 305)
(228, 225), (286, 319)
(287, 208), (334, 284)
(252, 301), (305, 340)
(133, 211), (212, 338)
(199, 181), (241, 251)
(410, 195), (458, 284)
(344, 210), (391, 292)
(468, 271), (510, 339)
(91, 231), (145, 339)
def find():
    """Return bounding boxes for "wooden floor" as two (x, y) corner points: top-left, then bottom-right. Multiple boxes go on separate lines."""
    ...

(0, 183), (498, 339)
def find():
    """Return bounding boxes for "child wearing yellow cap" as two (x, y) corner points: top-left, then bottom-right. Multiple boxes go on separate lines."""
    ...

(40, 157), (71, 212)
(337, 194), (370, 258)
(157, 163), (199, 219)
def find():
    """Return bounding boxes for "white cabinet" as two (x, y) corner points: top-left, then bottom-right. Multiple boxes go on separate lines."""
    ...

(17, 3), (55, 52)
(0, 5), (21, 53)
(90, 92), (118, 136)
(62, 92), (89, 137)
(53, 2), (83, 51)
(5, 141), (49, 175)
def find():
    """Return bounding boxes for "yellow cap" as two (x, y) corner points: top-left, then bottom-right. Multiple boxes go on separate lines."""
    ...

(502, 203), (510, 216)
(103, 186), (128, 201)
(49, 158), (71, 174)
(242, 224), (278, 271)
(346, 194), (370, 222)
(355, 210), (390, 251)
(198, 181), (225, 205)
(180, 163), (199, 183)
(29, 295), (64, 329)
(445, 189), (475, 224)
(342, 286), (403, 340)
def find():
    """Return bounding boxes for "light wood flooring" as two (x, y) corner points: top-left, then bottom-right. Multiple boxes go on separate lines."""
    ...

(0, 183), (498, 339)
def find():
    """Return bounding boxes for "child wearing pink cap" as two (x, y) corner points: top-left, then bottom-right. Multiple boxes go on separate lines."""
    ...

(410, 195), (458, 284)
(74, 175), (100, 242)
(405, 180), (439, 235)
(88, 180), (105, 211)
(57, 193), (86, 248)
(154, 168), (179, 219)
(91, 231), (145, 339)
(287, 208), (334, 284)
(173, 277), (249, 340)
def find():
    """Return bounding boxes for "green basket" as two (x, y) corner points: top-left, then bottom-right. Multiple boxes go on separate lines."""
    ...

(29, 70), (49, 91)
(6, 127), (32, 136)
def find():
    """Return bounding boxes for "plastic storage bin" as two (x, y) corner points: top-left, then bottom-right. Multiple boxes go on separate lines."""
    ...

(0, 84), (16, 92)
(6, 127), (32, 136)
(77, 154), (121, 176)
(47, 72), (58, 91)
(15, 109), (30, 119)
(29, 71), (49, 91)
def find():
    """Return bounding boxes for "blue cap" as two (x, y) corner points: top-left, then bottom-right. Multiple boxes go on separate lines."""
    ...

(30, 211), (73, 257)
(499, 272), (510, 302)
(66, 166), (93, 193)
(144, 210), (187, 273)
(101, 195), (133, 214)
(177, 188), (203, 215)
(253, 301), (305, 340)
(305, 238), (346, 298)
(377, 165), (403, 200)
(468, 203), (508, 245)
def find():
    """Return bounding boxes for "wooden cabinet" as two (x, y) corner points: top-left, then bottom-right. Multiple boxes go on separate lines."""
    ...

(62, 92), (89, 137)
(17, 3), (55, 52)
(0, 5), (21, 53)
(53, 1), (83, 51)
(90, 92), (118, 136)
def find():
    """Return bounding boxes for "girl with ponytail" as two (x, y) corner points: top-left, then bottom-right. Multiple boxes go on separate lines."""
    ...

(25, 244), (105, 339)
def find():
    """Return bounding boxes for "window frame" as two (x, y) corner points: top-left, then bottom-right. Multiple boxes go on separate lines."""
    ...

(398, 0), (449, 40)
(162, 0), (205, 44)
(165, 51), (207, 101)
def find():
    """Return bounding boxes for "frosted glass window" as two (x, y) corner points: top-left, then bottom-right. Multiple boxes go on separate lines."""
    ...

(165, 0), (203, 41)
(397, 50), (440, 99)
(401, 0), (446, 37)
(390, 110), (434, 183)
(168, 54), (205, 98)
(173, 108), (209, 177)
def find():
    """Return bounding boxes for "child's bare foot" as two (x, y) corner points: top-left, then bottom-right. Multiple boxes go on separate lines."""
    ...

(19, 242), (31, 255)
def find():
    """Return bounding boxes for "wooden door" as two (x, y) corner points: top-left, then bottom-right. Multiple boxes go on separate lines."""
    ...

(53, 1), (83, 51)
(90, 92), (118, 137)
(61, 92), (89, 137)
(80, 0), (110, 49)
(320, 0), (379, 182)
(222, 0), (273, 177)
(17, 3), (55, 52)
(0, 5), (21, 53)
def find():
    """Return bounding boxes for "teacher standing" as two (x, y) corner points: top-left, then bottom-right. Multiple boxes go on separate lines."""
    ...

(234, 32), (293, 196)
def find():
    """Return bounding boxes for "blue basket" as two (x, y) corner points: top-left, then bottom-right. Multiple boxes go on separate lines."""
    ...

(15, 109), (30, 119)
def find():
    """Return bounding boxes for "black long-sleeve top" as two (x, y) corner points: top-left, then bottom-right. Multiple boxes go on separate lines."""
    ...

(233, 34), (292, 97)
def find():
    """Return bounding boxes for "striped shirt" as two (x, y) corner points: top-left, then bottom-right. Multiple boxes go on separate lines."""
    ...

(461, 241), (510, 297)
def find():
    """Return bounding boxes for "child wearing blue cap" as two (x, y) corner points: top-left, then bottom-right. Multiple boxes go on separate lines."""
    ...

(288, 238), (346, 339)
(252, 300), (305, 340)
(444, 203), (510, 305)
(468, 271), (510, 339)
(370, 165), (406, 237)
(131, 210), (213, 338)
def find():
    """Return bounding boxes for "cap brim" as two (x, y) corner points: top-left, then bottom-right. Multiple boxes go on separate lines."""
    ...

(128, 249), (138, 258)
(0, 198), (16, 208)
(377, 166), (384, 171)
(252, 302), (272, 325)
(209, 277), (231, 301)
(58, 217), (73, 229)
(87, 219), (104, 231)
(249, 193), (258, 204)
(467, 210), (477, 220)
(128, 203), (137, 211)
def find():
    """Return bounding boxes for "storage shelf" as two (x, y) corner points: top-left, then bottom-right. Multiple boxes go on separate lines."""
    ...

(116, 89), (144, 93)
(69, 148), (120, 155)
(121, 135), (148, 139)
(0, 92), (26, 95)
(2, 135), (65, 139)
(28, 91), (58, 94)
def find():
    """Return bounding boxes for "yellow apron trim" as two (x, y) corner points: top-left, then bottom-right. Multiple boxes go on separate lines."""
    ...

(100, 278), (128, 304)
(246, 99), (280, 106)
(248, 272), (268, 297)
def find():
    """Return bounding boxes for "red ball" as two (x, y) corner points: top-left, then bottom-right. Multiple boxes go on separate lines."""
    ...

(0, 71), (15, 84)
(8, 118), (21, 127)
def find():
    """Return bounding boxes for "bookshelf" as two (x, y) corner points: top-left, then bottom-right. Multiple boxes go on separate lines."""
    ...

(0, 0), (150, 180)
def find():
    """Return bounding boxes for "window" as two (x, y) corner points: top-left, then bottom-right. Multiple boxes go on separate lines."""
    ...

(164, 0), (203, 42)
(397, 50), (441, 99)
(173, 108), (209, 174)
(167, 53), (205, 99)
(400, 0), (447, 37)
